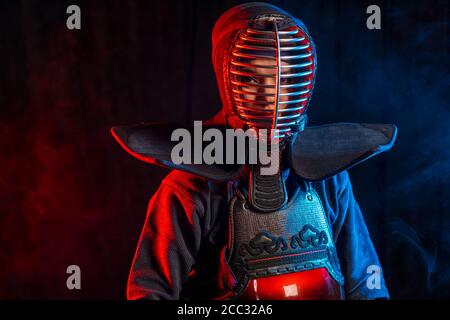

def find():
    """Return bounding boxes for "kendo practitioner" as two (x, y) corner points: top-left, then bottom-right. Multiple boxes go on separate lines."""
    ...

(112, 2), (397, 300)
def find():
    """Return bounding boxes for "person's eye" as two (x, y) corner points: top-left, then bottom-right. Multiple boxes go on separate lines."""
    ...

(241, 76), (259, 84)
(280, 77), (290, 85)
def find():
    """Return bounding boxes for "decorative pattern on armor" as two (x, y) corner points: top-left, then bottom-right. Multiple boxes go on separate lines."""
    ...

(239, 225), (328, 257)
(291, 224), (328, 248)
(227, 183), (344, 296)
(239, 231), (289, 256)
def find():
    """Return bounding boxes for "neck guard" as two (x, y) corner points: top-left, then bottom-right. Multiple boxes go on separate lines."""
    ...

(111, 122), (397, 182)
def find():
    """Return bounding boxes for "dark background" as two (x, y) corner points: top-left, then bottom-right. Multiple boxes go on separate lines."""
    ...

(0, 0), (448, 299)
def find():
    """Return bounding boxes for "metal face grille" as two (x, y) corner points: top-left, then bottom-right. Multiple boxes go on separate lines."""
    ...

(229, 23), (315, 139)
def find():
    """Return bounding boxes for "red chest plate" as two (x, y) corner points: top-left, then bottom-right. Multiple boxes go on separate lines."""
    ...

(238, 268), (343, 300)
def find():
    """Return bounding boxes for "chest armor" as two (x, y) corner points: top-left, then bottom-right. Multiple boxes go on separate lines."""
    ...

(223, 165), (344, 299)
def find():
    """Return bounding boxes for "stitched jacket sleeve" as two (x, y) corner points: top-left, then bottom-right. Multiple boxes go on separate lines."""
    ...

(126, 175), (204, 300)
(332, 171), (390, 300)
